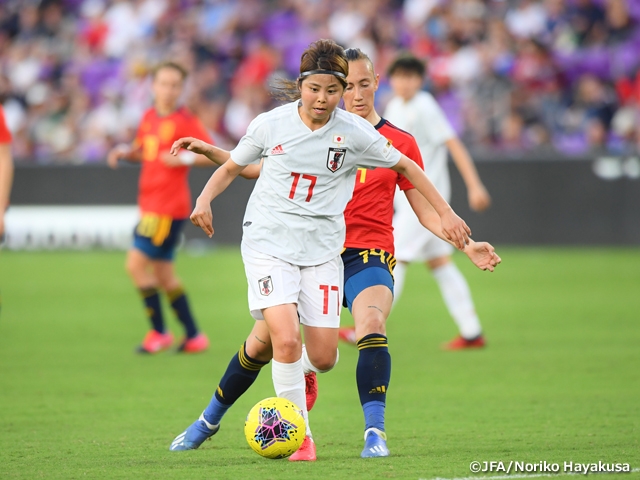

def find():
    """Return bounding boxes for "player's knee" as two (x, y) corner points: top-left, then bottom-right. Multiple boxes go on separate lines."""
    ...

(125, 255), (142, 277)
(158, 277), (180, 293)
(245, 339), (273, 363)
(427, 255), (450, 270)
(152, 265), (178, 291)
(274, 334), (301, 360)
(310, 348), (339, 372)
(357, 310), (386, 337)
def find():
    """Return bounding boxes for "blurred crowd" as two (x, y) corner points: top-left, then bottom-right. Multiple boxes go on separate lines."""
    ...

(1, 0), (639, 164)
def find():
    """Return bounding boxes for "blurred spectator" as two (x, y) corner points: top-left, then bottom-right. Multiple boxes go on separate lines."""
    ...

(568, 0), (606, 46)
(1, 0), (640, 163)
(505, 0), (547, 39)
(498, 111), (526, 151)
(605, 0), (635, 45)
(585, 117), (608, 153)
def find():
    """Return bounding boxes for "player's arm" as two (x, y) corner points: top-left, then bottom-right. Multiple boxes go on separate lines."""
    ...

(160, 149), (219, 168)
(445, 137), (491, 212)
(403, 188), (447, 242)
(193, 154), (220, 168)
(0, 142), (13, 236)
(404, 188), (500, 271)
(391, 154), (471, 249)
(170, 137), (261, 179)
(106, 143), (142, 169)
(190, 159), (247, 237)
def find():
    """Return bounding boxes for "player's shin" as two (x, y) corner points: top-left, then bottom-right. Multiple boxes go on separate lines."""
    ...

(356, 334), (391, 432)
(432, 263), (482, 339)
(301, 343), (338, 412)
(272, 357), (312, 437)
(167, 287), (199, 339)
(139, 287), (165, 333)
(202, 343), (269, 426)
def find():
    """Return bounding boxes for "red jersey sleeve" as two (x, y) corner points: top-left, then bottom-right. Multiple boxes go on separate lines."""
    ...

(397, 137), (424, 191)
(0, 106), (12, 143)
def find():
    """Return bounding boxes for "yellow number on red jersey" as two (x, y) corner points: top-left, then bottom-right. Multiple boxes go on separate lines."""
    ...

(142, 135), (159, 162)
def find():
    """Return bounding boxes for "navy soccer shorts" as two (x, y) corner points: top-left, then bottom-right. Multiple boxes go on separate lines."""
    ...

(133, 214), (185, 261)
(341, 247), (396, 312)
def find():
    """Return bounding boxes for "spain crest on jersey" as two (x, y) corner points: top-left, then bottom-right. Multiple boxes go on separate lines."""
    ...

(159, 120), (176, 143)
(327, 147), (346, 173)
(258, 276), (273, 296)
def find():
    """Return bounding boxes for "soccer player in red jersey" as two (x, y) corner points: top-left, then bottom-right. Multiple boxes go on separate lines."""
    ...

(0, 105), (14, 317)
(0, 105), (13, 240)
(332, 48), (499, 457)
(107, 62), (214, 354)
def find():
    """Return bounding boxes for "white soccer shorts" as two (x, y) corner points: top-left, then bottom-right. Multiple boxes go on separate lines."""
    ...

(241, 243), (344, 328)
(393, 190), (454, 263)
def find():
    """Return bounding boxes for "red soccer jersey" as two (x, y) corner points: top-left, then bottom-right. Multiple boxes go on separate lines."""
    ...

(135, 107), (212, 219)
(0, 106), (12, 143)
(343, 118), (424, 254)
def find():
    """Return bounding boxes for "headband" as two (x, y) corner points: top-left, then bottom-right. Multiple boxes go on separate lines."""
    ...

(299, 69), (347, 80)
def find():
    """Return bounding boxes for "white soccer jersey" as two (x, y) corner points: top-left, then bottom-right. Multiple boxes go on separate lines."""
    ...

(384, 91), (455, 199)
(385, 91), (457, 262)
(230, 101), (401, 266)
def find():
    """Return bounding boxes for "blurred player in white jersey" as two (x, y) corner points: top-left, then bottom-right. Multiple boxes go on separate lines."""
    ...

(384, 53), (492, 350)
(168, 39), (472, 461)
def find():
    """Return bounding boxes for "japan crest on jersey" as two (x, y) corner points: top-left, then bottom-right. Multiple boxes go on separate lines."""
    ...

(258, 276), (273, 296)
(327, 148), (346, 173)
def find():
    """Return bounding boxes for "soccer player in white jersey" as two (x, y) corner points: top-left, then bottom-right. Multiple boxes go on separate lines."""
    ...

(168, 39), (472, 461)
(384, 53), (492, 350)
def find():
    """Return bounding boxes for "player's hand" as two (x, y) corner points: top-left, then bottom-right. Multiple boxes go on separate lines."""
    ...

(468, 184), (491, 212)
(106, 144), (129, 169)
(190, 197), (214, 238)
(441, 209), (471, 250)
(170, 137), (211, 157)
(464, 240), (501, 272)
(0, 213), (4, 238)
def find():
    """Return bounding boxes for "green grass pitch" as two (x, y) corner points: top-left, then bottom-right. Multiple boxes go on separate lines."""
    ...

(0, 247), (638, 479)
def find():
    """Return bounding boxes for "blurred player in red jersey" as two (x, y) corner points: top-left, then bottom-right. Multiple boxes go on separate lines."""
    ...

(0, 104), (14, 316)
(0, 105), (13, 241)
(107, 62), (214, 354)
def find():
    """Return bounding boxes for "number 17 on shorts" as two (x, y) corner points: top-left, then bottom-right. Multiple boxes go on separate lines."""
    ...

(242, 244), (343, 328)
(297, 257), (343, 328)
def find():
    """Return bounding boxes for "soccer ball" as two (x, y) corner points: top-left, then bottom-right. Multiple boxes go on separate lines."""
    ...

(244, 397), (306, 459)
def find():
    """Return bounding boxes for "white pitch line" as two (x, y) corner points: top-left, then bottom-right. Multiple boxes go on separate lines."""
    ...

(423, 467), (639, 480)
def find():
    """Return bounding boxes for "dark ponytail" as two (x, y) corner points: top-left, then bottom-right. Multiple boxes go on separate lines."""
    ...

(272, 39), (349, 101)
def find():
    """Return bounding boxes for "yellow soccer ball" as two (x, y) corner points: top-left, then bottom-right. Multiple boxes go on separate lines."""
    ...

(244, 397), (306, 459)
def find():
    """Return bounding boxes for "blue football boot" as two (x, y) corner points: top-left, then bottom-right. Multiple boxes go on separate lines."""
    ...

(169, 413), (220, 451)
(361, 428), (389, 458)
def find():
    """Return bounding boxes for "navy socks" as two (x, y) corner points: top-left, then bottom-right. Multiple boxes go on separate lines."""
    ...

(168, 287), (198, 339)
(139, 287), (164, 333)
(203, 343), (268, 425)
(356, 334), (391, 431)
